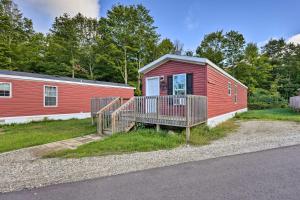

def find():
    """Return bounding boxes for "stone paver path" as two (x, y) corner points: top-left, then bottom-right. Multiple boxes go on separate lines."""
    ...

(14, 134), (103, 159)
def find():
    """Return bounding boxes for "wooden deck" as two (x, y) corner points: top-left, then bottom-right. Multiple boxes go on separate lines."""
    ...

(92, 95), (208, 141)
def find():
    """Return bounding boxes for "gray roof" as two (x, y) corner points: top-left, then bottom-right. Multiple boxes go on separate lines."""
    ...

(0, 70), (133, 88)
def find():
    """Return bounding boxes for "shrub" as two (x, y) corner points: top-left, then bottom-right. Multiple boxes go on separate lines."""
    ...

(248, 88), (287, 110)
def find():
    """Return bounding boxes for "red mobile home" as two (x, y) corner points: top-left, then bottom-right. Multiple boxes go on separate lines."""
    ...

(139, 54), (247, 127)
(0, 70), (134, 124)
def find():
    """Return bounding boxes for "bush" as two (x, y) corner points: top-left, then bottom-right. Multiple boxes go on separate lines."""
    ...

(248, 88), (287, 110)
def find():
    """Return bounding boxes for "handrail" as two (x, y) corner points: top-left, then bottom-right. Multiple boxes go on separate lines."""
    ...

(97, 97), (122, 134)
(111, 97), (136, 134)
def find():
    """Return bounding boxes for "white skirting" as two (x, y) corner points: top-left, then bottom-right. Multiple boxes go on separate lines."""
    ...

(207, 108), (248, 127)
(0, 112), (91, 125)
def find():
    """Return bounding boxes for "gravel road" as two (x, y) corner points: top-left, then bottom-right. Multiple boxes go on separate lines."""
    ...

(1, 120), (300, 193)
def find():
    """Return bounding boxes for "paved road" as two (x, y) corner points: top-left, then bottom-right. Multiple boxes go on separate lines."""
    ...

(2, 145), (300, 200)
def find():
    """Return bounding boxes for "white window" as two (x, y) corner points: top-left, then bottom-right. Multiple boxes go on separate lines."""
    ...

(173, 74), (186, 105)
(228, 82), (232, 96)
(234, 85), (238, 103)
(0, 82), (11, 98)
(44, 86), (57, 107)
(173, 74), (186, 95)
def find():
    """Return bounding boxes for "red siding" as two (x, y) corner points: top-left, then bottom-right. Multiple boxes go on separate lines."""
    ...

(0, 78), (134, 118)
(206, 66), (247, 118)
(142, 60), (207, 96)
(141, 60), (248, 119)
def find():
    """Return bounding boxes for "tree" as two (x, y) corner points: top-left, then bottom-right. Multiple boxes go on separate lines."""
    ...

(230, 43), (272, 94)
(0, 0), (34, 70)
(156, 38), (175, 57)
(223, 30), (245, 67)
(196, 30), (245, 68)
(98, 4), (159, 89)
(196, 30), (224, 67)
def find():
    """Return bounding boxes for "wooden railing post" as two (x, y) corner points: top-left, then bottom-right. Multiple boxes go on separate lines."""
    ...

(185, 95), (190, 144)
(97, 113), (103, 134)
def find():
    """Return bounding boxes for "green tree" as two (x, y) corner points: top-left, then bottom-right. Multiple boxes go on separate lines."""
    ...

(156, 38), (175, 57)
(196, 30), (224, 66)
(0, 0), (34, 70)
(97, 4), (159, 89)
(223, 30), (245, 67)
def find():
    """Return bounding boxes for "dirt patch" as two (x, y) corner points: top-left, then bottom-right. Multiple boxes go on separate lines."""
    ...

(0, 128), (5, 135)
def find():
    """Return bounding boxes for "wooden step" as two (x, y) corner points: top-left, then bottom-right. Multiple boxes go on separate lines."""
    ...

(103, 129), (112, 135)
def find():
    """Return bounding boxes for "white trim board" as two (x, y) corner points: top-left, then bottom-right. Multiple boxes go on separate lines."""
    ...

(138, 54), (248, 89)
(207, 108), (248, 127)
(0, 112), (91, 125)
(0, 74), (135, 90)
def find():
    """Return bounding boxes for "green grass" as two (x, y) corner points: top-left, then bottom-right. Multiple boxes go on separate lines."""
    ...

(236, 108), (300, 122)
(46, 120), (239, 158)
(188, 120), (238, 145)
(0, 118), (96, 153)
(45, 129), (184, 158)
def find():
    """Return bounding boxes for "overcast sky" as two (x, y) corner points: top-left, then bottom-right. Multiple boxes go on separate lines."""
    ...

(15, 0), (300, 51)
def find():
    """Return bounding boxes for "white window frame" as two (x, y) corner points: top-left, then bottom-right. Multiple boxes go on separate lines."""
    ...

(228, 82), (232, 96)
(173, 73), (187, 105)
(0, 82), (12, 98)
(234, 84), (238, 103)
(44, 85), (58, 107)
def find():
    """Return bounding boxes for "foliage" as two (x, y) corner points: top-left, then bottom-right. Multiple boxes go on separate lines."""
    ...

(45, 129), (184, 158)
(0, 118), (96, 153)
(236, 108), (300, 122)
(248, 88), (287, 109)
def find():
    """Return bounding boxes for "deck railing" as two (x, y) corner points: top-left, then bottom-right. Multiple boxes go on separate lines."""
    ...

(97, 98), (122, 134)
(91, 97), (117, 124)
(111, 97), (136, 133)
(108, 95), (207, 134)
(134, 95), (207, 127)
(290, 96), (300, 111)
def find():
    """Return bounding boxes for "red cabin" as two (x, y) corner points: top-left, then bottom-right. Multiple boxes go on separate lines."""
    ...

(0, 70), (134, 124)
(139, 54), (248, 127)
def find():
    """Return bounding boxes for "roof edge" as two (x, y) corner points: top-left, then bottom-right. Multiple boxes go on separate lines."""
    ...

(0, 73), (135, 90)
(139, 54), (248, 89)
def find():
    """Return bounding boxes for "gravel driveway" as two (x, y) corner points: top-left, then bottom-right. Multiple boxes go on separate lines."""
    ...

(1, 120), (300, 193)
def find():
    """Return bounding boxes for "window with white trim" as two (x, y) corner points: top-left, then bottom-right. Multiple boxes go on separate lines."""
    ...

(234, 85), (238, 103)
(44, 86), (57, 107)
(173, 74), (186, 105)
(0, 82), (11, 97)
(173, 74), (186, 95)
(228, 82), (232, 96)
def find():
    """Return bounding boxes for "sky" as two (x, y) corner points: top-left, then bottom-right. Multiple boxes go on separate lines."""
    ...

(15, 0), (300, 51)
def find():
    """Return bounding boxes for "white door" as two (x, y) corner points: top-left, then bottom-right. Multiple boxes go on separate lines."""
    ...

(146, 77), (160, 113)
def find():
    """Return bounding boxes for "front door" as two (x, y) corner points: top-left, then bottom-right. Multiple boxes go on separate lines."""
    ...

(146, 77), (160, 113)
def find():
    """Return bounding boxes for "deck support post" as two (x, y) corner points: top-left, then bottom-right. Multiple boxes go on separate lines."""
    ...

(186, 127), (190, 144)
(156, 124), (160, 132)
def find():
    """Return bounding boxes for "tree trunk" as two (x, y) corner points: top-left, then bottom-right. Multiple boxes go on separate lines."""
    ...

(124, 48), (128, 84)
(137, 54), (142, 94)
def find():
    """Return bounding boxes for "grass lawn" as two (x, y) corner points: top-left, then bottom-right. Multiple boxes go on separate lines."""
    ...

(236, 108), (300, 122)
(46, 120), (238, 158)
(0, 118), (96, 153)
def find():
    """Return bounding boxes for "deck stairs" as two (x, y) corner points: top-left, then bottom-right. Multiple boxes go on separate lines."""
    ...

(93, 95), (207, 136)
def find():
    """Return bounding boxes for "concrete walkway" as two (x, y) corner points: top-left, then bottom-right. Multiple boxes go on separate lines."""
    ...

(5, 134), (103, 159)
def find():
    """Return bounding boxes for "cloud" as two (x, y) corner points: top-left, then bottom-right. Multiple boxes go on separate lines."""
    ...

(25, 0), (100, 19)
(184, 7), (200, 31)
(287, 34), (300, 45)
